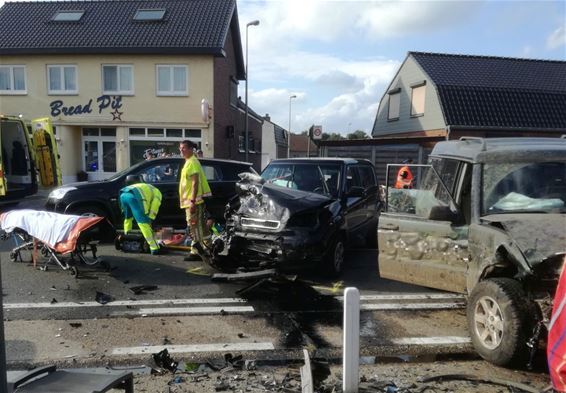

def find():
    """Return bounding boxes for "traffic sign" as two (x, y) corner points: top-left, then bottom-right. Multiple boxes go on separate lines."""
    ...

(312, 125), (323, 140)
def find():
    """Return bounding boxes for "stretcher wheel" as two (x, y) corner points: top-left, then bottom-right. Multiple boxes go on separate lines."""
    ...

(69, 266), (79, 278)
(9, 251), (17, 262)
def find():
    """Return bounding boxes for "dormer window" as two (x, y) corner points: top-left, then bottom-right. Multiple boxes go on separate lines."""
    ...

(52, 10), (84, 22)
(134, 9), (166, 21)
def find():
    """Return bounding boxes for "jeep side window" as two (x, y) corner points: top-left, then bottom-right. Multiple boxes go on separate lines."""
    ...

(387, 164), (456, 220)
(430, 157), (460, 202)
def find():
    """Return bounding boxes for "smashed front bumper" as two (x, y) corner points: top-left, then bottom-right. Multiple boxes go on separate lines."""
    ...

(218, 228), (326, 271)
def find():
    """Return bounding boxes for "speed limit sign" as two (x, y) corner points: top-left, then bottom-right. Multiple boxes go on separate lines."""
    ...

(312, 125), (323, 140)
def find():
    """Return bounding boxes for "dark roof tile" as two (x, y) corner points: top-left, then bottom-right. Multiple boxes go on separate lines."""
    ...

(410, 52), (566, 129)
(0, 0), (235, 54)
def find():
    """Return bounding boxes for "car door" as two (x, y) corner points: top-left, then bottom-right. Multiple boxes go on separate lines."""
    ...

(357, 164), (380, 230)
(343, 165), (366, 234)
(202, 162), (238, 222)
(136, 159), (184, 228)
(378, 159), (469, 293)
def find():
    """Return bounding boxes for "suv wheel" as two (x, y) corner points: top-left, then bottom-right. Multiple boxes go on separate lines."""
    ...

(467, 278), (532, 367)
(324, 236), (345, 277)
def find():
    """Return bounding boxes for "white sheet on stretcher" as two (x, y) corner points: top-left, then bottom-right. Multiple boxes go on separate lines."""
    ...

(0, 209), (103, 253)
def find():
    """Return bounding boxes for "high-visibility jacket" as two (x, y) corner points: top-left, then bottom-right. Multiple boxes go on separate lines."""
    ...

(395, 166), (414, 189)
(120, 183), (162, 220)
(179, 155), (211, 209)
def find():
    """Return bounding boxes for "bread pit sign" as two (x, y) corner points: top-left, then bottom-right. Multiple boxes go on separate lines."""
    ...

(312, 125), (323, 140)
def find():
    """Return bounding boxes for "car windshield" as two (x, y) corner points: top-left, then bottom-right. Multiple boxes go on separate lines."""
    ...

(482, 161), (566, 214)
(261, 163), (341, 197)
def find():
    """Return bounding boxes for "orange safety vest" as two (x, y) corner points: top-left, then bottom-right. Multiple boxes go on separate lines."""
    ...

(395, 166), (414, 189)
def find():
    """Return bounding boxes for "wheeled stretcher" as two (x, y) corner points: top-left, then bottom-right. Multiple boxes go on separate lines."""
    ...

(0, 209), (108, 277)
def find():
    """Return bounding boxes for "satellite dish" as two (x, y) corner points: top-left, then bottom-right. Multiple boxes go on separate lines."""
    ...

(201, 99), (209, 123)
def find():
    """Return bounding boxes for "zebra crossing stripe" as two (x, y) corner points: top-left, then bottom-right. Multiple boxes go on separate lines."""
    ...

(4, 298), (247, 309)
(112, 342), (275, 355)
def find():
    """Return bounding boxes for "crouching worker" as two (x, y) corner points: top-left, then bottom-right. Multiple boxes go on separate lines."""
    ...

(119, 175), (164, 255)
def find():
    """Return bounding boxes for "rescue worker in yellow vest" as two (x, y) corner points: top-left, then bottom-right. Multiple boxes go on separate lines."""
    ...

(179, 140), (212, 263)
(119, 175), (164, 255)
(395, 159), (414, 189)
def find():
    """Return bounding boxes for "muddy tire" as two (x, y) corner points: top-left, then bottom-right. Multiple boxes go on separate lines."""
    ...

(323, 236), (345, 277)
(467, 278), (533, 367)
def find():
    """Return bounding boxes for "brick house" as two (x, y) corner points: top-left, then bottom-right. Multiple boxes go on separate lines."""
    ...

(0, 0), (266, 182)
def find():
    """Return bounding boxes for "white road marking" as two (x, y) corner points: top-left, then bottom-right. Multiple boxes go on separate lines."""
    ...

(361, 302), (465, 310)
(112, 306), (255, 316)
(336, 293), (466, 301)
(112, 342), (275, 355)
(391, 336), (471, 345)
(4, 298), (247, 309)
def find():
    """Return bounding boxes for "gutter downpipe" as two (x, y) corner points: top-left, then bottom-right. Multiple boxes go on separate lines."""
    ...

(446, 125), (451, 141)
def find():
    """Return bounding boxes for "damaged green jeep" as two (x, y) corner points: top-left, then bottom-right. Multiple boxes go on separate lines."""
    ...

(378, 137), (566, 367)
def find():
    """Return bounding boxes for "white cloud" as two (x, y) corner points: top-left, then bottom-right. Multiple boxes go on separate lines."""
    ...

(248, 56), (398, 135)
(238, 0), (480, 135)
(239, 0), (481, 44)
(547, 26), (566, 50)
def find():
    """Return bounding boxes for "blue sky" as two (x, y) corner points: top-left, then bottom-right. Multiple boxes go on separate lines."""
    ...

(237, 0), (566, 135)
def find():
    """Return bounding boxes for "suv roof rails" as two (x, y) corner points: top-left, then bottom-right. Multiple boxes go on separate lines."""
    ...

(459, 136), (486, 151)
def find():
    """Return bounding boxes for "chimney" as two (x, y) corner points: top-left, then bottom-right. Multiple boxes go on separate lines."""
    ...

(264, 113), (271, 122)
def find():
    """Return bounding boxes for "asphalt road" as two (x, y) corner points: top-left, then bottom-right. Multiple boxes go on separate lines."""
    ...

(0, 196), (551, 392)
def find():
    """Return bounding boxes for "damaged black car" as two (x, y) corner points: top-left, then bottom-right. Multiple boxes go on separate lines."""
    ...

(212, 158), (381, 276)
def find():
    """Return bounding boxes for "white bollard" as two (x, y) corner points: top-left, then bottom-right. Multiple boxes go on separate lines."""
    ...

(343, 287), (360, 393)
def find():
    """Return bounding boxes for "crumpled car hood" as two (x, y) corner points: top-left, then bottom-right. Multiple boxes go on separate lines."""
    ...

(482, 213), (566, 266)
(230, 175), (332, 224)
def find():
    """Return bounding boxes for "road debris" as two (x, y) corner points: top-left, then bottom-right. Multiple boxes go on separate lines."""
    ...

(152, 348), (179, 373)
(129, 285), (158, 295)
(95, 291), (113, 305)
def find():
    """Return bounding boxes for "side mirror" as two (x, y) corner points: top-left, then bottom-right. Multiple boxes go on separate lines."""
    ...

(428, 205), (458, 221)
(347, 186), (365, 198)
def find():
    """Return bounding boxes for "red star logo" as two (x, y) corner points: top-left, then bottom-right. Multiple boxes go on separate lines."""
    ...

(111, 109), (123, 121)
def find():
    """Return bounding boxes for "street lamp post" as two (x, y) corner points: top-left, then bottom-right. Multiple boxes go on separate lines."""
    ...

(244, 19), (259, 163)
(287, 94), (296, 158)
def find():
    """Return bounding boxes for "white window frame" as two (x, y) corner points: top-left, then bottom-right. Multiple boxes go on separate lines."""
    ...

(47, 64), (78, 95)
(128, 127), (201, 165)
(102, 64), (134, 95)
(82, 128), (117, 180)
(156, 65), (188, 96)
(0, 65), (27, 95)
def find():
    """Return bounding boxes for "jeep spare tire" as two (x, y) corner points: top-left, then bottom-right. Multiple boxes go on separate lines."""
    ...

(467, 278), (532, 367)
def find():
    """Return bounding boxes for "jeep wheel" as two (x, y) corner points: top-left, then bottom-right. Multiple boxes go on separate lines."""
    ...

(467, 278), (532, 367)
(324, 237), (345, 277)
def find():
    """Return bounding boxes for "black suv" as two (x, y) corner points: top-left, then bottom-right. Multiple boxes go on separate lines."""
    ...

(45, 157), (255, 229)
(214, 158), (381, 276)
(379, 137), (566, 367)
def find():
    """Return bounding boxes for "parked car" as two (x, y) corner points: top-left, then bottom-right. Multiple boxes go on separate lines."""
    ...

(45, 157), (256, 230)
(213, 158), (381, 276)
(378, 137), (566, 367)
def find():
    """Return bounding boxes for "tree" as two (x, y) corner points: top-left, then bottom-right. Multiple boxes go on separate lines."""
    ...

(347, 130), (369, 140)
(322, 132), (345, 141)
